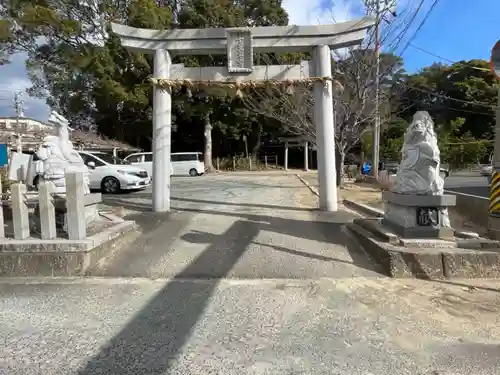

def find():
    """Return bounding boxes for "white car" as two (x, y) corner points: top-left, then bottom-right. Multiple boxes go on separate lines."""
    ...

(480, 164), (493, 177)
(124, 151), (204, 177)
(123, 152), (173, 179)
(78, 151), (150, 194)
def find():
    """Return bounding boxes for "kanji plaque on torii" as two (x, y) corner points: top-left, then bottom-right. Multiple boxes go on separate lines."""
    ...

(226, 28), (253, 73)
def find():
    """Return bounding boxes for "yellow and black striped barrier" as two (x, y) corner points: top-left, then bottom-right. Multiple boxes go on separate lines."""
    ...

(490, 170), (500, 215)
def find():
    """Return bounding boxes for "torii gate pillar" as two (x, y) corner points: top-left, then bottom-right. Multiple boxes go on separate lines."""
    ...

(314, 45), (337, 211)
(152, 49), (172, 212)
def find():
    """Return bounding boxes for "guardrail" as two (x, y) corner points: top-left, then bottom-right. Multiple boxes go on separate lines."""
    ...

(444, 189), (489, 228)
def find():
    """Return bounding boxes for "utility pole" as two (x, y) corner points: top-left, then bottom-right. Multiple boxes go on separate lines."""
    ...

(365, 0), (396, 178)
(488, 39), (500, 238)
(13, 91), (24, 153)
(372, 0), (381, 178)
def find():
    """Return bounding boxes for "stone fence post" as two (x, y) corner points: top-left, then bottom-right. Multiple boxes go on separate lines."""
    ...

(65, 172), (86, 240)
(0, 178), (5, 239)
(38, 182), (57, 240)
(11, 183), (30, 240)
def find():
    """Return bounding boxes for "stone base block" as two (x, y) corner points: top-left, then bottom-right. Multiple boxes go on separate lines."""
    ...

(347, 218), (500, 279)
(382, 218), (455, 240)
(382, 192), (456, 239)
(347, 221), (444, 278)
(0, 218), (137, 277)
(382, 191), (456, 206)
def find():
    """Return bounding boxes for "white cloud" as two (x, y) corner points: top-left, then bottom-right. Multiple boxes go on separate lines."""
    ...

(283, 0), (366, 26)
(282, 0), (414, 57)
(282, 0), (371, 57)
(0, 53), (50, 121)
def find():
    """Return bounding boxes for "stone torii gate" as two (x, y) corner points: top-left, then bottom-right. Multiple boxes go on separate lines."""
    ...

(279, 136), (314, 171)
(111, 18), (374, 212)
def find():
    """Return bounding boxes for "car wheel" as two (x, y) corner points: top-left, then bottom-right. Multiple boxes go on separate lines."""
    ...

(101, 176), (121, 194)
(189, 168), (198, 177)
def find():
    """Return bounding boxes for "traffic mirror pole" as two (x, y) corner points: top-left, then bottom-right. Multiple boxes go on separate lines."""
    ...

(488, 40), (500, 238)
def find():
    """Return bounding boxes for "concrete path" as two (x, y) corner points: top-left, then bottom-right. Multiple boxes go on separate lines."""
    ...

(93, 173), (380, 279)
(2, 277), (500, 374)
(2, 173), (500, 374)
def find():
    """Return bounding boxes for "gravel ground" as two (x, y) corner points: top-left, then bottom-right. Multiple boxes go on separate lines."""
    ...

(1, 277), (500, 374)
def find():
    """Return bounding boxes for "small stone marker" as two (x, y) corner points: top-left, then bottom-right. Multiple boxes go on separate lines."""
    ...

(11, 183), (30, 240)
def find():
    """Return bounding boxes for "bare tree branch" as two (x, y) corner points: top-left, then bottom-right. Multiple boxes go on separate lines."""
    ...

(241, 2), (411, 182)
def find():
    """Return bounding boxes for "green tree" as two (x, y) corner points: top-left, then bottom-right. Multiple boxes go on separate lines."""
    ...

(5, 0), (290, 157)
(174, 0), (289, 170)
(397, 59), (498, 140)
(380, 117), (407, 162)
(242, 49), (405, 183)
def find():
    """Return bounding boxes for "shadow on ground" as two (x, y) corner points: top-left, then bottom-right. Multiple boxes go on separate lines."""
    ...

(77, 195), (384, 373)
(100, 196), (382, 278)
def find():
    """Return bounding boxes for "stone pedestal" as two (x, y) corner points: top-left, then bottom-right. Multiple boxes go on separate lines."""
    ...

(382, 191), (456, 239)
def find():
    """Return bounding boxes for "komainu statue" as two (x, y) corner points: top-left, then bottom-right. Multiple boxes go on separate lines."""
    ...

(391, 111), (444, 195)
(35, 111), (90, 194)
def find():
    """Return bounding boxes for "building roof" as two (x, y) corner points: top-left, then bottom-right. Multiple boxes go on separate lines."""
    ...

(0, 126), (140, 151)
(0, 116), (50, 125)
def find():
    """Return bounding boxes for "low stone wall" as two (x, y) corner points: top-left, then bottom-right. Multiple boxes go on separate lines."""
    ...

(444, 190), (489, 229)
(0, 216), (138, 276)
(0, 173), (137, 276)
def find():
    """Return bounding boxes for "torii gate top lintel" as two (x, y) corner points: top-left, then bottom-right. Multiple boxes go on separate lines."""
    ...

(110, 17), (374, 55)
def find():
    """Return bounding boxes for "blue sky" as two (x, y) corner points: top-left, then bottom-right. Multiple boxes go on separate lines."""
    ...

(0, 0), (498, 121)
(399, 0), (500, 72)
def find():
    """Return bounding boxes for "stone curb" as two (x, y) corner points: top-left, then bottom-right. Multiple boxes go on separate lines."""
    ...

(295, 174), (319, 196)
(347, 220), (500, 279)
(342, 199), (383, 218)
(346, 222), (445, 279)
(98, 211), (126, 223)
(0, 219), (138, 277)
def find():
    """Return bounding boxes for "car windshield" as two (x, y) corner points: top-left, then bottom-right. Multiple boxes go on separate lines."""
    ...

(94, 153), (130, 165)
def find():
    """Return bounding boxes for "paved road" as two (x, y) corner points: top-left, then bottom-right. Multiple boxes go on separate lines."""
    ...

(2, 173), (500, 374)
(445, 175), (489, 197)
(96, 173), (378, 279)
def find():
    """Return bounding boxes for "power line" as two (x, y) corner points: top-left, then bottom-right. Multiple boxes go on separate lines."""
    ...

(387, 0), (426, 53)
(400, 0), (441, 56)
(407, 85), (495, 109)
(408, 43), (455, 64)
(446, 106), (497, 116)
(407, 43), (494, 73)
